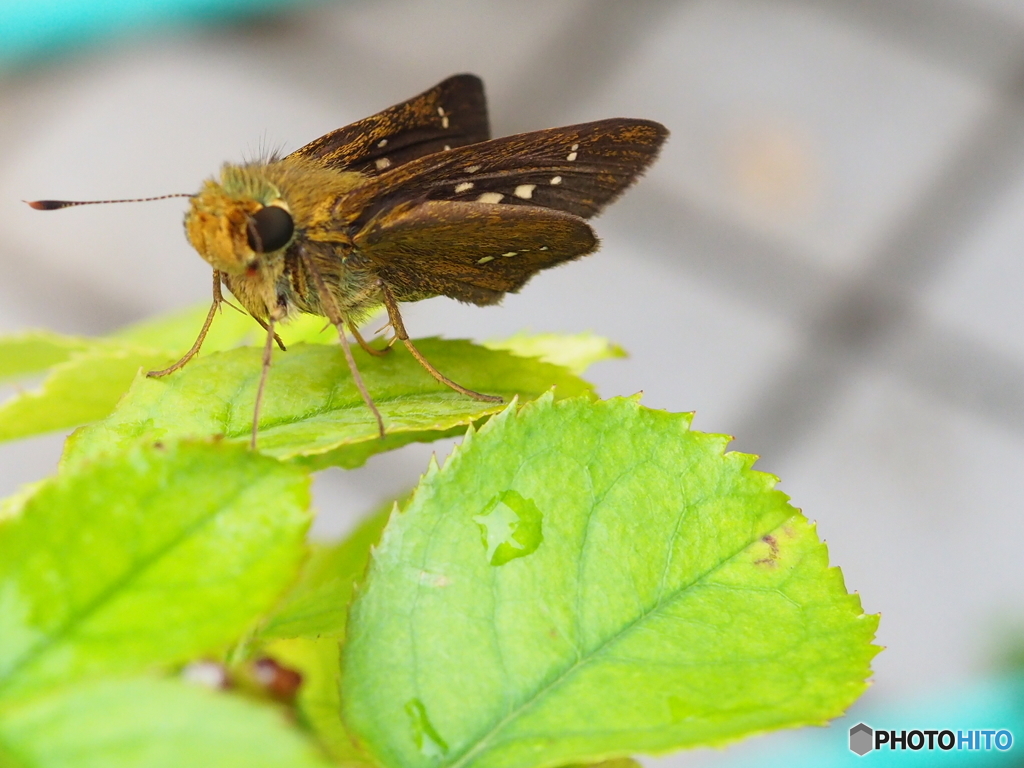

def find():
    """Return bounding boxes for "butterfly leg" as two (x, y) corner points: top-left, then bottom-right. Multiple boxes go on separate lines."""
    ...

(251, 308), (283, 450)
(250, 314), (287, 352)
(336, 320), (386, 437)
(299, 251), (387, 438)
(374, 320), (400, 349)
(379, 283), (502, 403)
(350, 323), (390, 357)
(148, 270), (226, 377)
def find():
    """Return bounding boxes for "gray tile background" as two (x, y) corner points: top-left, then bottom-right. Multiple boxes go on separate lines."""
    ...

(2, 0), (1023, 763)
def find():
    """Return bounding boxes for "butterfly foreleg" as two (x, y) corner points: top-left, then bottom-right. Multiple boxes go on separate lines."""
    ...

(148, 270), (226, 378)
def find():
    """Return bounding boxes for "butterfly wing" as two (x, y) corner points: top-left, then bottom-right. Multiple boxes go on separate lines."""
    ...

(289, 74), (490, 176)
(354, 200), (597, 305)
(346, 119), (665, 305)
(350, 118), (668, 226)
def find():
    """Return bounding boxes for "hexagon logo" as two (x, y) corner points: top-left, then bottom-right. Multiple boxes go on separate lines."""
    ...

(849, 722), (874, 756)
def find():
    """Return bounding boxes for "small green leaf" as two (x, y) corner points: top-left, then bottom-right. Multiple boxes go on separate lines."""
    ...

(0, 314), (612, 448)
(62, 339), (595, 470)
(0, 331), (96, 382)
(260, 508), (390, 641)
(265, 638), (373, 766)
(0, 347), (175, 443)
(342, 396), (879, 768)
(484, 331), (626, 376)
(111, 303), (259, 353)
(0, 306), (351, 444)
(0, 676), (334, 768)
(0, 441), (311, 703)
(112, 303), (344, 352)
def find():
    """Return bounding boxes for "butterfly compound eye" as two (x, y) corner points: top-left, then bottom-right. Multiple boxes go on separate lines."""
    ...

(246, 205), (294, 253)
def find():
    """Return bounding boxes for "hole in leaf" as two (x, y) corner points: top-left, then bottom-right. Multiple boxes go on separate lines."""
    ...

(473, 489), (543, 566)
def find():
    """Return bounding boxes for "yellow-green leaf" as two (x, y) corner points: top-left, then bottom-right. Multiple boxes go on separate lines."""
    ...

(0, 441), (311, 703)
(0, 676), (333, 768)
(342, 396), (879, 768)
(62, 340), (595, 470)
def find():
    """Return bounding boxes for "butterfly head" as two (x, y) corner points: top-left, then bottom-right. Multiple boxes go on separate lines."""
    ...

(185, 166), (295, 276)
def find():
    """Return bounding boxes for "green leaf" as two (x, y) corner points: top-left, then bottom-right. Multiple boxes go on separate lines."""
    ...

(0, 676), (334, 768)
(112, 303), (343, 352)
(484, 331), (626, 376)
(0, 481), (43, 525)
(0, 303), (612, 448)
(0, 306), (350, 444)
(112, 303), (259, 353)
(0, 441), (311, 703)
(341, 396), (879, 768)
(62, 339), (595, 470)
(0, 331), (95, 382)
(0, 347), (175, 443)
(265, 638), (373, 766)
(260, 508), (390, 641)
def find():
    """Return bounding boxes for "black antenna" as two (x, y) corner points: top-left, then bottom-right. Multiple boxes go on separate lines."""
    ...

(25, 193), (193, 210)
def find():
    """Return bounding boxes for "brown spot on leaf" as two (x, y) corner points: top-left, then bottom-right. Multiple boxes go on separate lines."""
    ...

(754, 534), (780, 566)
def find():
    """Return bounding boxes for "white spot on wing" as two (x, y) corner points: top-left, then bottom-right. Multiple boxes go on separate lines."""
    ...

(477, 256), (495, 264)
(550, 175), (562, 185)
(514, 184), (536, 199)
(377, 139), (388, 148)
(502, 251), (518, 258)
(477, 192), (503, 204)
(466, 165), (481, 173)
(455, 182), (474, 193)
(566, 151), (577, 162)
(375, 157), (391, 170)
(539, 246), (549, 250)
(444, 144), (452, 151)
(570, 143), (579, 151)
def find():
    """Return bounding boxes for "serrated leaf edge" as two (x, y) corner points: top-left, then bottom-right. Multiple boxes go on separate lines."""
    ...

(349, 396), (878, 768)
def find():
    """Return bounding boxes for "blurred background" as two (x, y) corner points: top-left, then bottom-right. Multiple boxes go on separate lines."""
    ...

(2, 1), (1023, 765)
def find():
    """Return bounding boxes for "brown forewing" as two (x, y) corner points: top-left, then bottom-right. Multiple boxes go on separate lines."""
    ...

(354, 200), (597, 305)
(346, 118), (668, 229)
(289, 74), (490, 176)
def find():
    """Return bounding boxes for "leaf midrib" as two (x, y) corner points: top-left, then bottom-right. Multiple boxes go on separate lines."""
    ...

(0, 468), (261, 700)
(442, 513), (798, 768)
